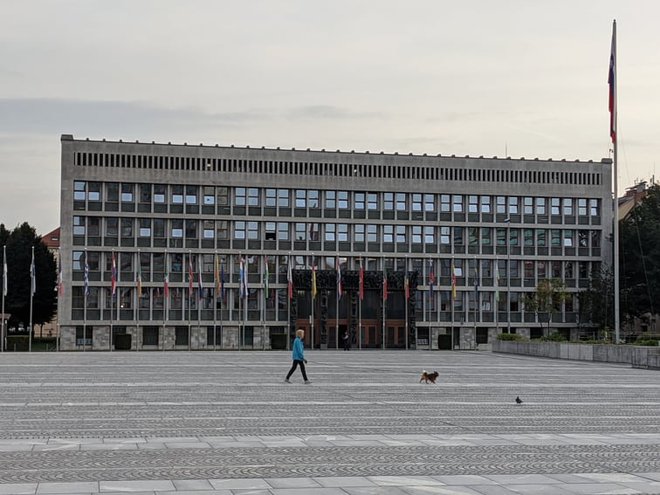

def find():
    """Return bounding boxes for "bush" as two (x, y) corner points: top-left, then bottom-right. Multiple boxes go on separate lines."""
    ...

(270, 334), (288, 350)
(497, 333), (525, 341)
(634, 338), (659, 346)
(539, 332), (568, 342)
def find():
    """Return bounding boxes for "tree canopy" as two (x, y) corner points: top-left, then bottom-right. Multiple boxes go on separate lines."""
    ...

(620, 184), (660, 323)
(1, 222), (57, 330)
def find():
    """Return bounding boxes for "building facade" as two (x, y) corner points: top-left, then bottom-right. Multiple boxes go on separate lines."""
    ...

(59, 134), (613, 351)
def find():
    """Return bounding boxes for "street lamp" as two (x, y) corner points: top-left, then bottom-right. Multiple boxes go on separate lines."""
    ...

(504, 217), (511, 333)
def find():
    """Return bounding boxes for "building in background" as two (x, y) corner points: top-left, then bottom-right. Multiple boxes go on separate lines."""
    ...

(58, 134), (613, 351)
(39, 227), (61, 338)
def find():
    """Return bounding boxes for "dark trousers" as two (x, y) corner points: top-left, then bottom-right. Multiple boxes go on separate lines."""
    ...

(286, 360), (308, 381)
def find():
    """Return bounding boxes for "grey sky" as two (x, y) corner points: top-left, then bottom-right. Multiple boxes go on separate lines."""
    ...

(1, 0), (658, 235)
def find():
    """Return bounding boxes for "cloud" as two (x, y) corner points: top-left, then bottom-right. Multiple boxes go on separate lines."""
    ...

(0, 98), (268, 136)
(286, 105), (384, 120)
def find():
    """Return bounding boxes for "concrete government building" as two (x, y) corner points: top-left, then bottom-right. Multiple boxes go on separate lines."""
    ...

(58, 134), (613, 351)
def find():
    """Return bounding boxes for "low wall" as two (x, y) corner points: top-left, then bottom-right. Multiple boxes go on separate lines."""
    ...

(492, 340), (660, 370)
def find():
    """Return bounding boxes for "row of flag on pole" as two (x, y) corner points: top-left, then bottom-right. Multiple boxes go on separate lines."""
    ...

(46, 253), (464, 303)
(2, 245), (38, 298)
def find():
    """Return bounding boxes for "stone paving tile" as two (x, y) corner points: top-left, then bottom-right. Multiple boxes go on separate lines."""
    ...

(433, 476), (498, 486)
(368, 476), (445, 486)
(314, 477), (377, 487)
(497, 484), (576, 495)
(36, 481), (98, 493)
(0, 484), (37, 494)
(399, 487), (484, 495)
(264, 477), (322, 488)
(638, 472), (660, 482)
(208, 479), (271, 490)
(556, 484), (641, 494)
(467, 486), (523, 495)
(172, 479), (216, 491)
(570, 473), (651, 483)
(343, 487), (410, 495)
(483, 475), (561, 485)
(269, 488), (347, 495)
(100, 480), (175, 492)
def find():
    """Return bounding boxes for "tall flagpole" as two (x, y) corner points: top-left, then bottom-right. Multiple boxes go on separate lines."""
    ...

(358, 255), (363, 350)
(382, 260), (386, 350)
(287, 253), (292, 351)
(336, 254), (340, 349)
(213, 251), (218, 351)
(29, 246), (35, 352)
(2, 245), (6, 353)
(135, 250), (140, 352)
(110, 250), (115, 352)
(609, 19), (620, 343)
(163, 250), (168, 352)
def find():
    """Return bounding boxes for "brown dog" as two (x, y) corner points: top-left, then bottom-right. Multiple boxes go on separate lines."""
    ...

(419, 370), (439, 384)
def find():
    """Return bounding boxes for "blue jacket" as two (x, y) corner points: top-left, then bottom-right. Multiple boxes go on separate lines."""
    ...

(292, 337), (305, 361)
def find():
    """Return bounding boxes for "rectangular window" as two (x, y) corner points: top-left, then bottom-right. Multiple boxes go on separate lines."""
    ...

(247, 188), (259, 206)
(523, 197), (533, 214)
(440, 194), (450, 212)
(203, 220), (214, 239)
(354, 192), (365, 210)
(203, 186), (215, 205)
(154, 184), (166, 204)
(563, 198), (573, 215)
(424, 226), (434, 244)
(278, 222), (289, 240)
(367, 193), (378, 210)
(235, 187), (246, 206)
(396, 225), (406, 243)
(563, 230), (574, 247)
(234, 221), (246, 240)
(440, 226), (450, 244)
(384, 193), (394, 210)
(468, 195), (478, 213)
(412, 226), (422, 244)
(121, 183), (134, 202)
(171, 185), (183, 204)
(139, 219), (151, 237)
(74, 181), (86, 201)
(496, 196), (506, 214)
(367, 224), (377, 242)
(412, 194), (422, 212)
(551, 198), (560, 215)
(171, 219), (183, 238)
(590, 199), (599, 216)
(185, 185), (198, 204)
(452, 195), (463, 213)
(383, 225), (394, 243)
(480, 196), (491, 213)
(508, 196), (518, 214)
(424, 194), (435, 212)
(325, 190), (336, 208)
(325, 223), (336, 242)
(337, 223), (348, 242)
(354, 224), (365, 242)
(266, 188), (277, 207)
(396, 193), (407, 211)
(536, 197), (546, 215)
(277, 189), (289, 207)
(577, 198), (587, 216)
(338, 191), (349, 209)
(308, 190), (319, 208)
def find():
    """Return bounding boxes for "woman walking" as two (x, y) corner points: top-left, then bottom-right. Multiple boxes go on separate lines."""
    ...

(285, 329), (310, 384)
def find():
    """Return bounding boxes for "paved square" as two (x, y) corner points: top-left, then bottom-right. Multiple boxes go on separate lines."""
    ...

(0, 350), (659, 494)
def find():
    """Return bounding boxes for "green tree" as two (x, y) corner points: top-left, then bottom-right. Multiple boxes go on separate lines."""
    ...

(577, 266), (614, 338)
(524, 278), (569, 336)
(4, 223), (57, 333)
(620, 184), (660, 324)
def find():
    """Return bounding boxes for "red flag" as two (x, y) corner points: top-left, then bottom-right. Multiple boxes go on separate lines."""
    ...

(359, 263), (364, 301)
(188, 254), (194, 294)
(287, 257), (294, 300)
(608, 20), (617, 144)
(111, 251), (117, 296)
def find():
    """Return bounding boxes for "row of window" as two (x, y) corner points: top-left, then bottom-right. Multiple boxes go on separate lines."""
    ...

(74, 150), (603, 186)
(73, 181), (602, 216)
(72, 217), (602, 248)
(69, 285), (578, 319)
(72, 251), (598, 282)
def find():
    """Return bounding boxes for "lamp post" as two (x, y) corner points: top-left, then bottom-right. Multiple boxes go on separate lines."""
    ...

(504, 217), (511, 333)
